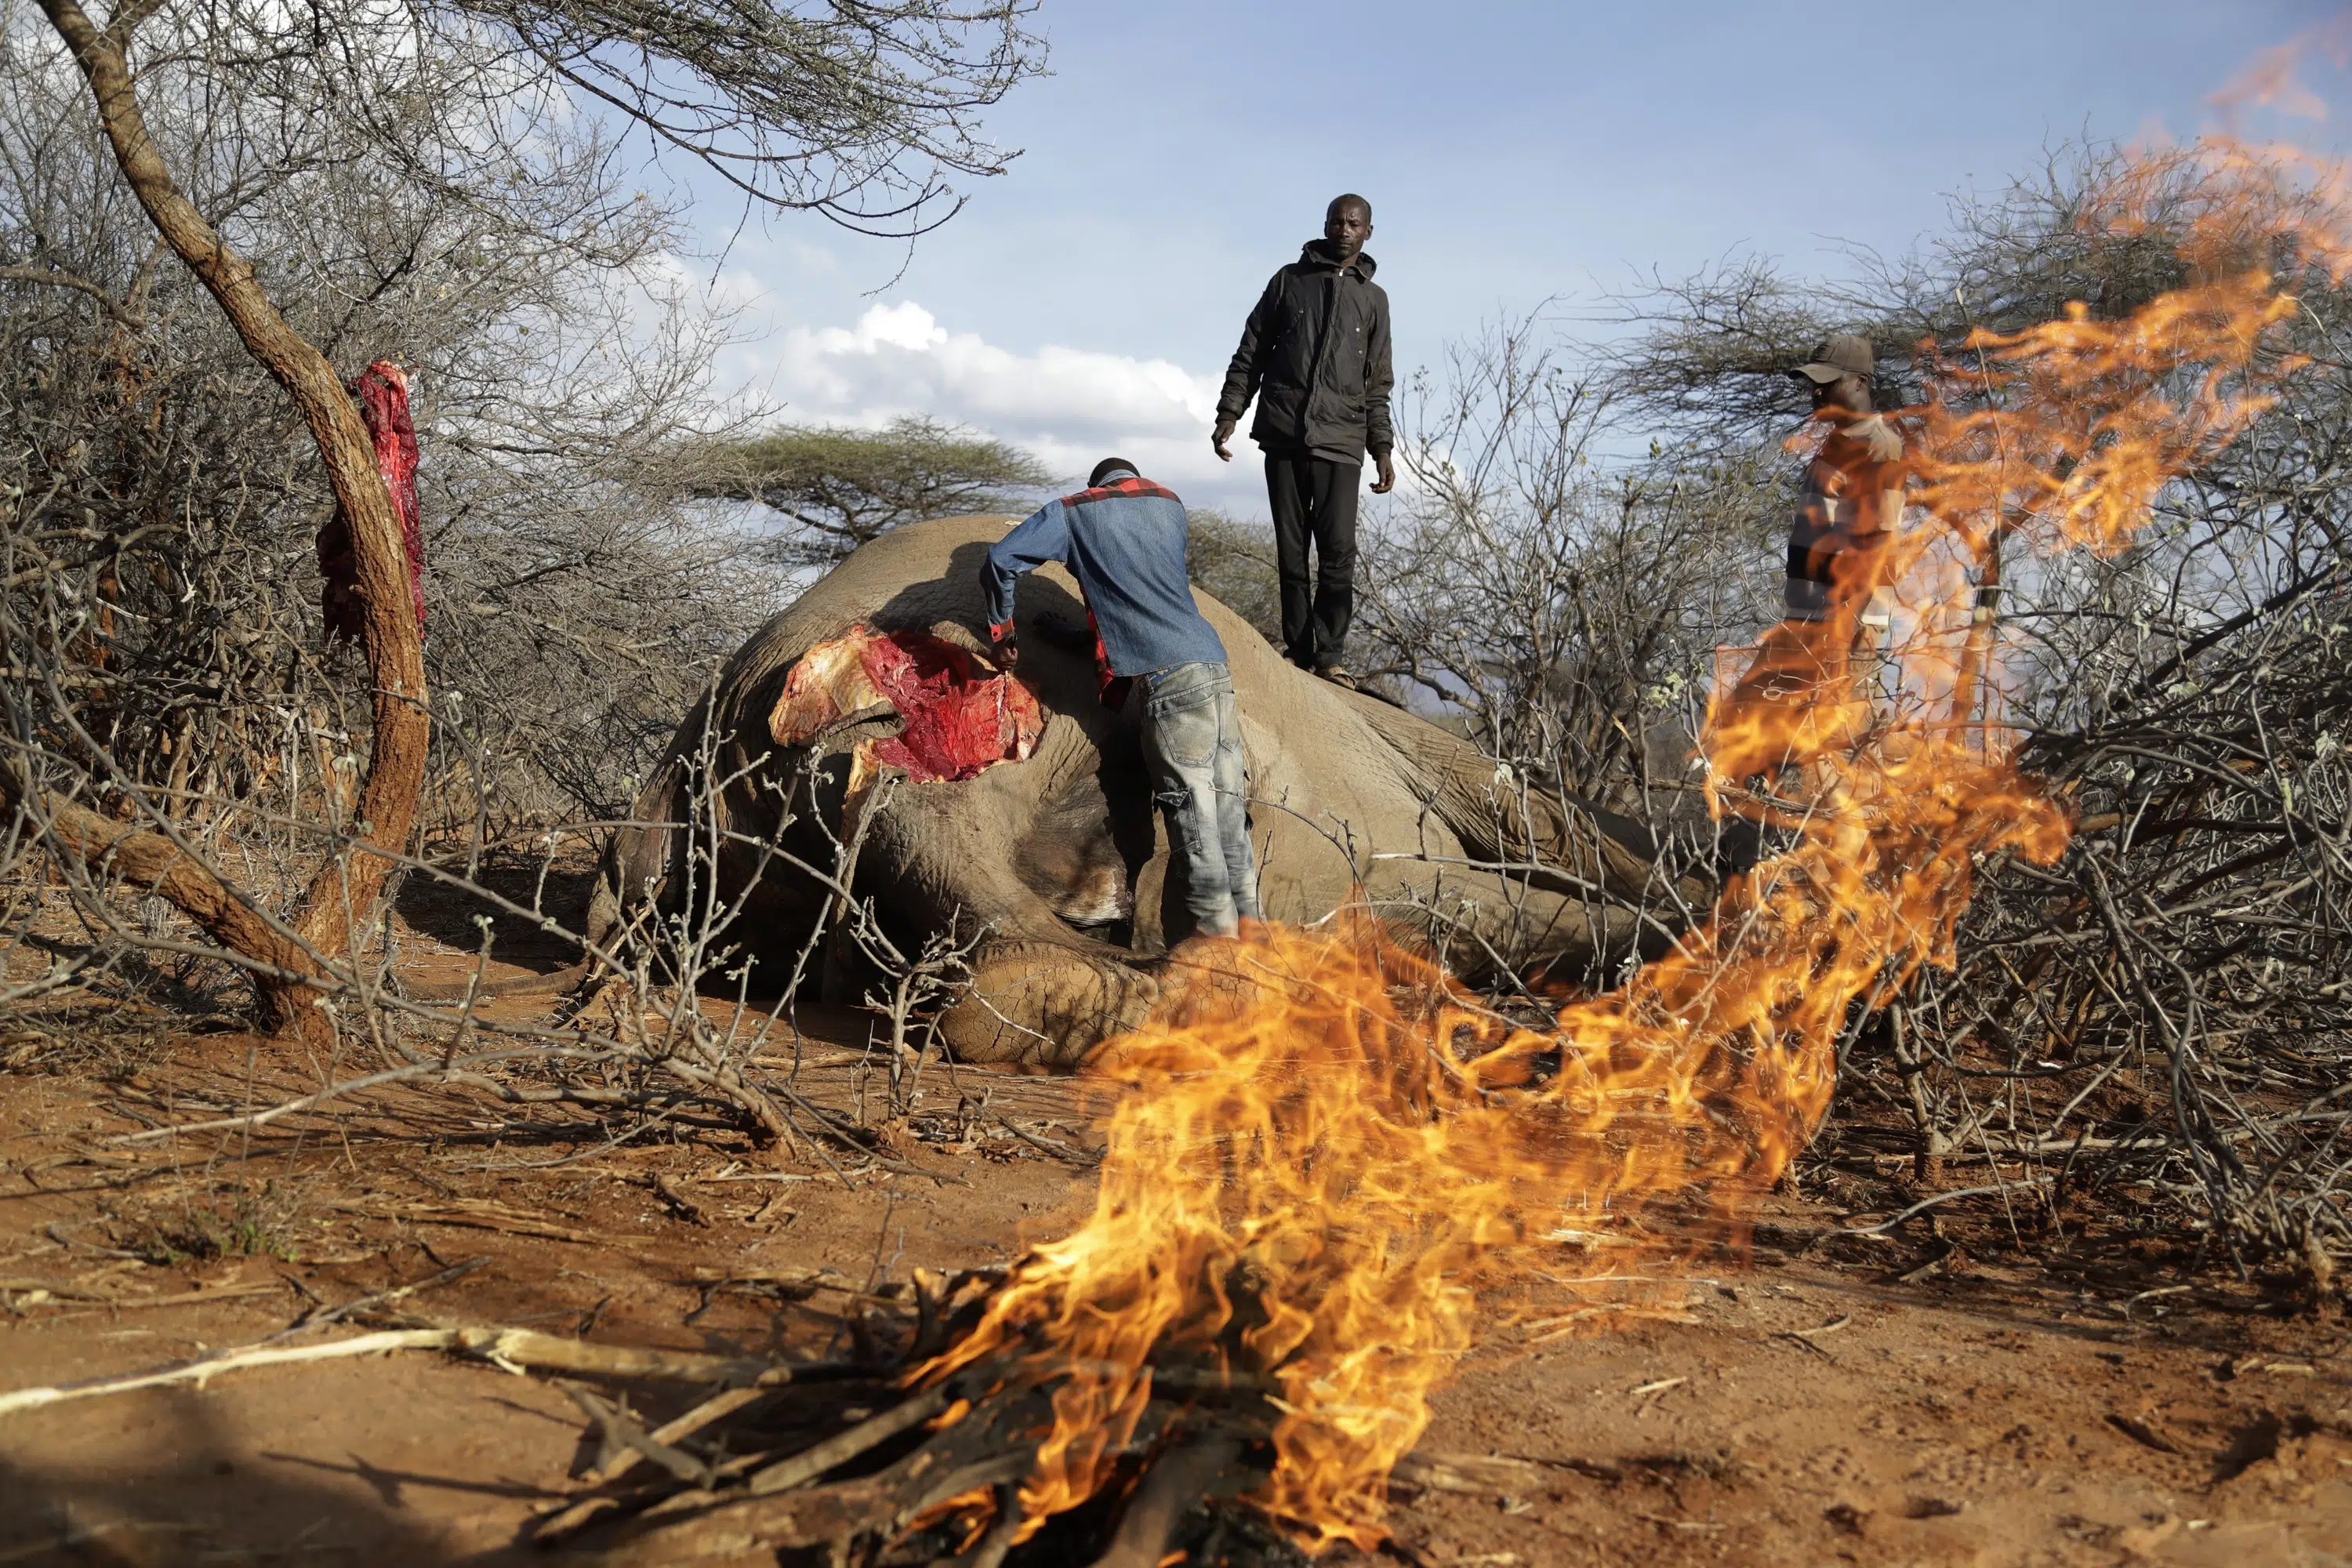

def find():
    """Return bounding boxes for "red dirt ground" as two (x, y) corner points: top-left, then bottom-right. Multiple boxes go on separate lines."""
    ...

(1, 897), (2346, 1566)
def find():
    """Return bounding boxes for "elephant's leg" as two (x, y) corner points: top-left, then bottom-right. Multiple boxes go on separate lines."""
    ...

(849, 750), (1161, 1065)
(939, 940), (1161, 1068)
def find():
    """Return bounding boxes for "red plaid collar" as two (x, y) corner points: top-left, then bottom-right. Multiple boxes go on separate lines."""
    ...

(1062, 474), (1181, 507)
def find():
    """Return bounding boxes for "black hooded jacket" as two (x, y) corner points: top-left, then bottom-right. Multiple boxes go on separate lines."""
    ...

(1216, 240), (1393, 465)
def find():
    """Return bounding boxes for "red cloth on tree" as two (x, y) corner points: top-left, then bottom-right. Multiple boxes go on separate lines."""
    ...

(318, 360), (425, 644)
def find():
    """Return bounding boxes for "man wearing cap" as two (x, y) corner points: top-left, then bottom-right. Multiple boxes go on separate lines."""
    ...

(1737, 333), (1906, 719)
(1212, 193), (1396, 689)
(1787, 333), (1904, 641)
(982, 457), (1263, 938)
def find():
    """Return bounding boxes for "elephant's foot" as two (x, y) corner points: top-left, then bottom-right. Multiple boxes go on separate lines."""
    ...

(939, 942), (1161, 1068)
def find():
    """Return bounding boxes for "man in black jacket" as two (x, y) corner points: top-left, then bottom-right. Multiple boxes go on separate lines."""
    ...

(1213, 194), (1395, 687)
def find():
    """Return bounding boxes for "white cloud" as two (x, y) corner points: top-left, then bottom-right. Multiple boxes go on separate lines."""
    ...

(748, 301), (1256, 506)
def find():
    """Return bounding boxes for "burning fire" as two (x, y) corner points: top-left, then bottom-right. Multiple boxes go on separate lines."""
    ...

(915, 136), (2347, 1552)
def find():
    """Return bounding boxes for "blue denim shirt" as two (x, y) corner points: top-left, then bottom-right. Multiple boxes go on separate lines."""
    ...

(981, 470), (1229, 677)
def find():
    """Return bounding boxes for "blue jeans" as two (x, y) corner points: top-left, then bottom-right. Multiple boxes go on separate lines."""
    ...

(1140, 662), (1261, 936)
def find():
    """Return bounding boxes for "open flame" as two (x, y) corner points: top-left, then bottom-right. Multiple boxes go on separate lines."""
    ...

(916, 136), (2347, 1552)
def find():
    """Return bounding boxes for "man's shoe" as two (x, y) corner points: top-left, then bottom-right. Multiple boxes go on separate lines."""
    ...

(1314, 665), (1359, 691)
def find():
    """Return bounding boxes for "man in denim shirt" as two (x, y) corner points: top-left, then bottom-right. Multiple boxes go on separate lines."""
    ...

(981, 458), (1262, 937)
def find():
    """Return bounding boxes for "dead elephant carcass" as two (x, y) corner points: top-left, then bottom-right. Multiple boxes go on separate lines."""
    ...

(590, 517), (1686, 1066)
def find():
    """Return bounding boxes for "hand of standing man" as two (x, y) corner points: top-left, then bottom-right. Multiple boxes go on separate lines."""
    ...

(1214, 193), (1394, 688)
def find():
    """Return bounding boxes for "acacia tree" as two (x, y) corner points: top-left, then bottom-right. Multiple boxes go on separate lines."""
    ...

(1602, 143), (2352, 1272)
(0, 3), (779, 846)
(8, 0), (1044, 1034)
(697, 416), (1051, 567)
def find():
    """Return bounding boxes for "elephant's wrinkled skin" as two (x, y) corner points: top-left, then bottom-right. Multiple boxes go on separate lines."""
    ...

(590, 517), (1689, 1065)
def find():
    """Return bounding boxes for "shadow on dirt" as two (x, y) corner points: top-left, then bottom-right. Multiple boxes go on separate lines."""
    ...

(0, 1389), (543, 1565)
(393, 857), (593, 977)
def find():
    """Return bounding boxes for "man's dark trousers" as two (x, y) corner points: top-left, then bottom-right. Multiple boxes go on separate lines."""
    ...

(1265, 452), (1359, 670)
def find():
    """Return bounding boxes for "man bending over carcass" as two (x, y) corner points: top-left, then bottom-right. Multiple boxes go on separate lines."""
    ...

(981, 458), (1265, 937)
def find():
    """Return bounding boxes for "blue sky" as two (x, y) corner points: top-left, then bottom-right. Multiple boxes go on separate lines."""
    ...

(691, 0), (2348, 512)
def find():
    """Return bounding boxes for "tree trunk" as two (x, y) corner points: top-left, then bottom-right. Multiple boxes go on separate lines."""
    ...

(0, 775), (317, 992)
(37, 0), (430, 1036)
(1951, 526), (2005, 750)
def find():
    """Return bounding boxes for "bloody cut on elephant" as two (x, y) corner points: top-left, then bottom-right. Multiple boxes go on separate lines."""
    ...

(770, 624), (1044, 821)
(591, 516), (1693, 1067)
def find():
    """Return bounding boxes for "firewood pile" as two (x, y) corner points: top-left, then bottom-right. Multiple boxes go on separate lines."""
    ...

(513, 906), (1878, 1565)
(525, 1266), (1310, 1566)
(1878, 561), (2352, 1279)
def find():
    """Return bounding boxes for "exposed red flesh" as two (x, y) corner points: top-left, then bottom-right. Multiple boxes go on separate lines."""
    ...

(318, 359), (426, 644)
(771, 626), (1042, 784)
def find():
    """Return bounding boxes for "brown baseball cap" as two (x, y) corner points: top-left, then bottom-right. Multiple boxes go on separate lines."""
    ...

(1791, 332), (1875, 383)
